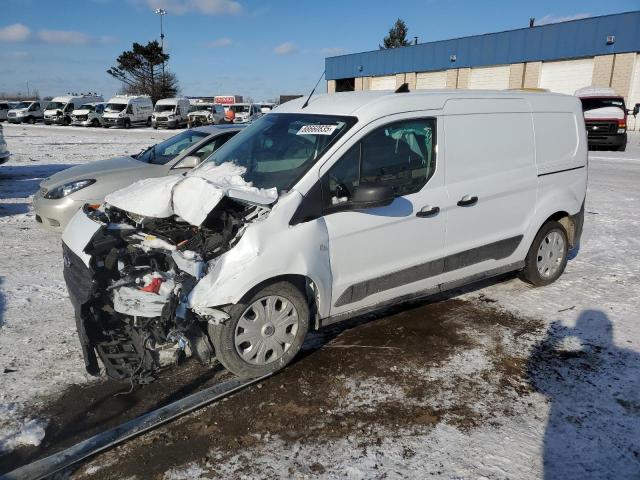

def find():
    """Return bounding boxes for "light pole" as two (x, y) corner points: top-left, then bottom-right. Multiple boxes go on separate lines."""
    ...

(155, 8), (167, 91)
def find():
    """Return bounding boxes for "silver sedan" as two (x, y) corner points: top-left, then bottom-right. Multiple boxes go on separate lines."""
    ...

(32, 124), (242, 231)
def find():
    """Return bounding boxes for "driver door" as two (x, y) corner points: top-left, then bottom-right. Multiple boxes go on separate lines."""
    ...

(320, 115), (448, 316)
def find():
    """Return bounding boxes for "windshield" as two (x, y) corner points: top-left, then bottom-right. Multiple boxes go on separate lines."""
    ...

(230, 105), (250, 113)
(199, 113), (356, 191)
(105, 103), (126, 113)
(46, 102), (66, 110)
(79, 104), (96, 112)
(190, 104), (212, 113)
(135, 130), (209, 165)
(581, 97), (625, 112)
(154, 104), (176, 113)
(15, 102), (31, 109)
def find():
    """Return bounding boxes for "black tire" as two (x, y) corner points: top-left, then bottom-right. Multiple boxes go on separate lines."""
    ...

(91, 118), (100, 127)
(27, 116), (35, 124)
(520, 220), (569, 287)
(62, 116), (71, 126)
(146, 117), (152, 127)
(124, 119), (131, 129)
(103, 125), (110, 128)
(209, 281), (309, 378)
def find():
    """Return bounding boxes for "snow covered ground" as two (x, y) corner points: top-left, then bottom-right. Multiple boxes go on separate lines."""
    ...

(0, 124), (639, 479)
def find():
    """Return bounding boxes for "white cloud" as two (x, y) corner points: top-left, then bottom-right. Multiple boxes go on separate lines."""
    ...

(274, 42), (297, 55)
(37, 30), (92, 45)
(207, 37), (232, 47)
(36, 30), (116, 45)
(0, 23), (31, 42)
(321, 47), (345, 56)
(536, 13), (590, 25)
(141, 0), (242, 15)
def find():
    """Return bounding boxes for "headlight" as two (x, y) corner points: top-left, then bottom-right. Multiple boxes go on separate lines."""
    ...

(44, 179), (95, 199)
(119, 112), (126, 117)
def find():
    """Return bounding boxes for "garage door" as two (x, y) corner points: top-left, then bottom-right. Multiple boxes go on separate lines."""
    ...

(540, 59), (594, 95)
(468, 66), (510, 90)
(416, 71), (447, 89)
(370, 75), (396, 90)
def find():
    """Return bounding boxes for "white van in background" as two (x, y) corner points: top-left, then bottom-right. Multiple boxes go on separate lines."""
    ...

(102, 95), (153, 128)
(152, 97), (190, 129)
(71, 102), (107, 127)
(7, 101), (44, 124)
(229, 103), (262, 123)
(44, 94), (104, 126)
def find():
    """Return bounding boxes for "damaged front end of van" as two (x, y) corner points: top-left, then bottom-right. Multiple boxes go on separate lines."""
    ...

(62, 162), (277, 384)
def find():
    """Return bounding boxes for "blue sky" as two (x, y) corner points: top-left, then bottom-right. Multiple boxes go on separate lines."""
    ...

(1, 0), (638, 100)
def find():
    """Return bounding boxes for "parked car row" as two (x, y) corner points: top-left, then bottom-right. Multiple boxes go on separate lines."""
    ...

(0, 95), (272, 130)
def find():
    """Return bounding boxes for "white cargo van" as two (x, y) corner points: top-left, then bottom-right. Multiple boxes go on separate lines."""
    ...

(102, 95), (153, 128)
(7, 101), (44, 124)
(44, 94), (104, 125)
(62, 89), (586, 382)
(152, 97), (190, 129)
(71, 102), (107, 127)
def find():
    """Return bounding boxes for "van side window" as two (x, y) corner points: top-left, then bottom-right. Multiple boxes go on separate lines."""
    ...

(126, 104), (133, 114)
(323, 118), (436, 207)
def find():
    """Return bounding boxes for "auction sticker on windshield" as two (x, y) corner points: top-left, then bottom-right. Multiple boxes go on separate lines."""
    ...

(297, 125), (338, 135)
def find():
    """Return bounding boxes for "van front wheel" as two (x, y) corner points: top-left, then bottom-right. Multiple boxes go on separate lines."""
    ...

(521, 220), (568, 287)
(209, 281), (309, 378)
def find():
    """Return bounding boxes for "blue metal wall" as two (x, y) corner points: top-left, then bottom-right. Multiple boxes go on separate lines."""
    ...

(326, 11), (640, 80)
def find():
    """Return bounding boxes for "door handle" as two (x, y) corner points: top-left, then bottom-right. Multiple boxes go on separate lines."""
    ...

(457, 195), (478, 207)
(416, 205), (440, 217)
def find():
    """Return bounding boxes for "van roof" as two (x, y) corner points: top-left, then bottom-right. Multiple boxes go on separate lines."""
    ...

(275, 89), (580, 119)
(156, 97), (189, 104)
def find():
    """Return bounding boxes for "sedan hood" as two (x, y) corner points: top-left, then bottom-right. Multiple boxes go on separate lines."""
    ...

(41, 156), (150, 189)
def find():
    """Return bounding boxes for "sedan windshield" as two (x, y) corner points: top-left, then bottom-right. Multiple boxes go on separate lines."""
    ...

(199, 113), (356, 191)
(105, 103), (126, 112)
(135, 129), (209, 165)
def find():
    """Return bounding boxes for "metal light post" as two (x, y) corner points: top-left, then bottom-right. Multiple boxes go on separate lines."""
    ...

(155, 8), (167, 91)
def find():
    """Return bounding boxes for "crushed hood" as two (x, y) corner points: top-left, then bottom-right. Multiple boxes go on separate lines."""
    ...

(104, 162), (278, 226)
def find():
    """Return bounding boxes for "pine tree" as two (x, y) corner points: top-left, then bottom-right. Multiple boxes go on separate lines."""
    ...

(380, 18), (410, 49)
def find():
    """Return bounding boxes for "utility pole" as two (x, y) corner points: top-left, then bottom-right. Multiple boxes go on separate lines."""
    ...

(26, 81), (30, 99)
(155, 8), (167, 92)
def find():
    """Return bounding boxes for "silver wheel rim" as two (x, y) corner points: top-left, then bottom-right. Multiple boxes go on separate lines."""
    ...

(234, 295), (299, 365)
(536, 230), (566, 279)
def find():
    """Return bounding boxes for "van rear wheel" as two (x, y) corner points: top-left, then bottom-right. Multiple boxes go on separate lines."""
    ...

(208, 281), (309, 378)
(521, 220), (568, 287)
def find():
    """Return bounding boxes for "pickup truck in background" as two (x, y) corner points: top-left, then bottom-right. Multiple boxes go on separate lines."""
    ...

(576, 87), (636, 152)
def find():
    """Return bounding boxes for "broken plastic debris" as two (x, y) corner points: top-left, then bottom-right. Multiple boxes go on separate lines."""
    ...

(171, 250), (206, 278)
(113, 286), (170, 317)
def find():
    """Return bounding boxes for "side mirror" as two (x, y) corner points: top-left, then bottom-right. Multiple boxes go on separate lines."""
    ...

(633, 104), (639, 117)
(350, 184), (395, 209)
(174, 155), (200, 169)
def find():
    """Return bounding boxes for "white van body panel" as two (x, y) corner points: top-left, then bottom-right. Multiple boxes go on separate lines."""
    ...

(181, 91), (586, 322)
(188, 191), (335, 318)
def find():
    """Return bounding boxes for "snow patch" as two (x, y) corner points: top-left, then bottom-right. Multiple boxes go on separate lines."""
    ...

(0, 404), (47, 453)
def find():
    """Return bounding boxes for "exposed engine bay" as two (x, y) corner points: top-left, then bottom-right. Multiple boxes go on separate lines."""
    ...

(63, 199), (269, 385)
